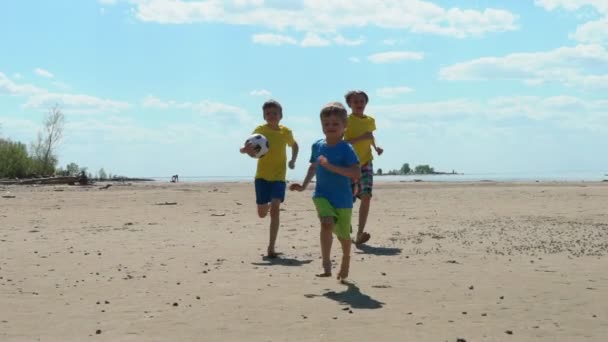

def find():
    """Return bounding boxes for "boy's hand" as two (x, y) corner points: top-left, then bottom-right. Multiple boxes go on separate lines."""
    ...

(318, 155), (329, 167)
(288, 160), (296, 169)
(240, 143), (256, 157)
(375, 146), (384, 156)
(289, 183), (305, 192)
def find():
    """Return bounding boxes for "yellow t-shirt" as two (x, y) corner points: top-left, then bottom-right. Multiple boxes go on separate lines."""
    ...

(344, 114), (376, 165)
(253, 124), (295, 181)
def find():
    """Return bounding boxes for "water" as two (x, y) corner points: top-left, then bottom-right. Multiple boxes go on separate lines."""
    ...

(373, 171), (607, 183)
(150, 171), (607, 183)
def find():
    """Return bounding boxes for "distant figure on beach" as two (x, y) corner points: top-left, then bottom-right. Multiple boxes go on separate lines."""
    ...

(290, 102), (360, 280)
(171, 174), (179, 183)
(344, 90), (383, 246)
(240, 99), (299, 258)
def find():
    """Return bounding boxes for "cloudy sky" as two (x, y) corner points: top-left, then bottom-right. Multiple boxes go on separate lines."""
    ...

(1, 0), (607, 179)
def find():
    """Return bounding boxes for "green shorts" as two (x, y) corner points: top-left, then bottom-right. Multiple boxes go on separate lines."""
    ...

(313, 197), (352, 240)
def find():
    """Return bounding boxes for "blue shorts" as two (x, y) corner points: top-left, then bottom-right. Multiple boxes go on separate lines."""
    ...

(255, 179), (286, 205)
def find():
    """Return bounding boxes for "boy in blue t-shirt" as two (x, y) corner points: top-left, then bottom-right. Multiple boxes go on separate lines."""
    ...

(290, 102), (360, 280)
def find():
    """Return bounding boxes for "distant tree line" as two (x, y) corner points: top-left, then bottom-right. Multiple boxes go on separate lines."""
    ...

(376, 163), (456, 176)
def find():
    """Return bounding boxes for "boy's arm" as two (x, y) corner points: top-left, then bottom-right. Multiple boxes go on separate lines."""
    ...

(371, 135), (383, 155)
(318, 156), (361, 179)
(289, 163), (316, 191)
(346, 131), (374, 144)
(288, 141), (299, 169)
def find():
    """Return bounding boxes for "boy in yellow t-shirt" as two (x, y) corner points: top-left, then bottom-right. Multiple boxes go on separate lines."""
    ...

(240, 100), (299, 258)
(343, 90), (383, 246)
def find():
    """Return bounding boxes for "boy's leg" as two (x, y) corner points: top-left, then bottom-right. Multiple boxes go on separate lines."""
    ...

(255, 179), (271, 218)
(267, 198), (281, 257)
(335, 208), (353, 280)
(319, 217), (334, 276)
(357, 195), (371, 236)
(257, 204), (270, 218)
(355, 163), (374, 245)
(313, 198), (337, 277)
(266, 181), (286, 257)
(337, 238), (351, 280)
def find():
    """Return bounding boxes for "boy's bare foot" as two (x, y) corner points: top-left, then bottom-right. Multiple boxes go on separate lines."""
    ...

(316, 272), (332, 277)
(337, 255), (350, 280)
(316, 260), (331, 277)
(354, 232), (371, 246)
(267, 247), (279, 259)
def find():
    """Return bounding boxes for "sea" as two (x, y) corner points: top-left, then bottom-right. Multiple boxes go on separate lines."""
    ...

(150, 171), (608, 183)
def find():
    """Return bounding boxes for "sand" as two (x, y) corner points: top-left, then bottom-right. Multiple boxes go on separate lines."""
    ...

(1, 181), (607, 341)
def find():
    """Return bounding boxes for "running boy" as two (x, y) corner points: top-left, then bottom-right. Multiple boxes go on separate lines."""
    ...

(344, 90), (383, 246)
(290, 102), (360, 280)
(240, 100), (299, 258)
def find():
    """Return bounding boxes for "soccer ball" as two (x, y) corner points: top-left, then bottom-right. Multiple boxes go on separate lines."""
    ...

(245, 134), (269, 158)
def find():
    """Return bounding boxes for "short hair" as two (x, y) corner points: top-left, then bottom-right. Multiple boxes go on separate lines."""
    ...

(344, 90), (369, 106)
(262, 99), (283, 114)
(320, 102), (348, 121)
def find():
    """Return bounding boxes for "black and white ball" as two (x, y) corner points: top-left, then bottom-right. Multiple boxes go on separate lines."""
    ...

(245, 134), (269, 158)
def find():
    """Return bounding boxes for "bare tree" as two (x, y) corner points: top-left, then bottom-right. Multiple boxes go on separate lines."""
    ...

(32, 105), (65, 175)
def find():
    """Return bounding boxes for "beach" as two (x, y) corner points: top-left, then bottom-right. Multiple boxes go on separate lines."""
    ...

(1, 181), (607, 341)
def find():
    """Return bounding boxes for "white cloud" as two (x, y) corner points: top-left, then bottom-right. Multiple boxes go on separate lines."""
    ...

(349, 57), (361, 63)
(0, 72), (44, 96)
(250, 89), (271, 97)
(373, 95), (608, 131)
(142, 95), (172, 109)
(23, 93), (131, 114)
(98, 0), (118, 5)
(333, 34), (364, 46)
(300, 32), (330, 47)
(368, 51), (424, 63)
(34, 68), (54, 78)
(439, 44), (608, 88)
(534, 0), (608, 14)
(141, 95), (251, 123)
(233, 0), (264, 8)
(12, 73), (22, 80)
(0, 117), (39, 135)
(572, 17), (608, 43)
(252, 33), (296, 45)
(0, 72), (131, 114)
(535, 1), (608, 43)
(253, 32), (362, 47)
(376, 86), (414, 98)
(132, 0), (518, 38)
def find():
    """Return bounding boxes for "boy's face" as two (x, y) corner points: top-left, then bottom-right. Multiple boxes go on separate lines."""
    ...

(321, 115), (346, 140)
(263, 107), (282, 125)
(348, 94), (367, 114)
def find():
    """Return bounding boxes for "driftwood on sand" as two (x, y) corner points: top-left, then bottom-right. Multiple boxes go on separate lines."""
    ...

(0, 176), (87, 186)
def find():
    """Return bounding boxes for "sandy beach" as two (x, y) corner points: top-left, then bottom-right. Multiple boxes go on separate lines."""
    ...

(1, 181), (607, 341)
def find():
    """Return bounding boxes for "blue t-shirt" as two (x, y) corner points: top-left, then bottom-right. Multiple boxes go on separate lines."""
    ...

(309, 139), (360, 208)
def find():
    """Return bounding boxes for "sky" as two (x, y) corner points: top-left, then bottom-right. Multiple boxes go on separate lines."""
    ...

(1, 0), (607, 179)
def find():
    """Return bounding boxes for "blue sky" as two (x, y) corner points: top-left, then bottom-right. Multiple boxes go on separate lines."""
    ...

(1, 0), (607, 179)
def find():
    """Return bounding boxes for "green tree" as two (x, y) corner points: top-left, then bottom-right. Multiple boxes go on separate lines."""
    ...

(98, 168), (108, 180)
(66, 162), (80, 176)
(400, 163), (411, 174)
(414, 164), (435, 174)
(0, 139), (31, 178)
(376, 168), (383, 175)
